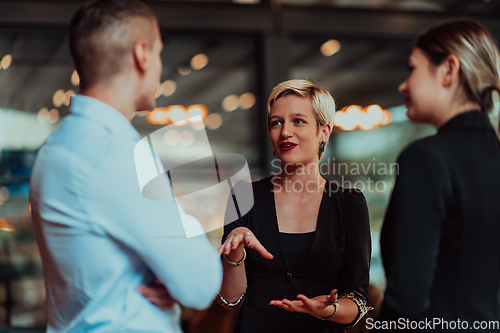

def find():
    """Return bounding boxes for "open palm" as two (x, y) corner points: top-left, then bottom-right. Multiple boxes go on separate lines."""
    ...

(270, 289), (338, 318)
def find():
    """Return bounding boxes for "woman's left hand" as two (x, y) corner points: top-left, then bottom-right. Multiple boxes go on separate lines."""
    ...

(138, 279), (178, 310)
(270, 289), (338, 318)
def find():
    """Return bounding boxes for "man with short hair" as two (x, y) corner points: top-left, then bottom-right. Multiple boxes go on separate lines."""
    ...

(29, 1), (222, 332)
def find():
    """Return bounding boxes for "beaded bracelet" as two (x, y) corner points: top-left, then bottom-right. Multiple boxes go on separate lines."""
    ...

(216, 289), (246, 310)
(223, 248), (246, 266)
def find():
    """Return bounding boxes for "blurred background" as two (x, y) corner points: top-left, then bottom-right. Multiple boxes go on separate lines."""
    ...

(1, 0), (500, 331)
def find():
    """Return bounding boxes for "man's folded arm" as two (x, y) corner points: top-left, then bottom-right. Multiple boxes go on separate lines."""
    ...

(87, 148), (222, 310)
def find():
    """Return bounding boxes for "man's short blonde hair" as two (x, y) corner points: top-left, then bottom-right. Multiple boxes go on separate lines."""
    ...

(267, 79), (336, 130)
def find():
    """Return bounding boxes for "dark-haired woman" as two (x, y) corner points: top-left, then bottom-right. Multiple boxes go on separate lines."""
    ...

(377, 19), (500, 331)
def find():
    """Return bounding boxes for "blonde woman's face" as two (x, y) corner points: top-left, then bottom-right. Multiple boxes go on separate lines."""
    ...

(268, 95), (323, 165)
(399, 47), (443, 124)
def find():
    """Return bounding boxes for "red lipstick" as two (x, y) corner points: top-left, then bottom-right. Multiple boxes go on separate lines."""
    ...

(280, 141), (297, 151)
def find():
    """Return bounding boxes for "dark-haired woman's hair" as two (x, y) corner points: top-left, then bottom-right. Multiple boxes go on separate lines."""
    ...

(415, 19), (500, 114)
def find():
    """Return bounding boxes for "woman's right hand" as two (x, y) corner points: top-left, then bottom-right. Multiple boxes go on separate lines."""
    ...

(218, 227), (274, 260)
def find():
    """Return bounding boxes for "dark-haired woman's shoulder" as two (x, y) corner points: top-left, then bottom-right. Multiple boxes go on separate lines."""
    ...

(401, 128), (457, 161)
(396, 136), (451, 186)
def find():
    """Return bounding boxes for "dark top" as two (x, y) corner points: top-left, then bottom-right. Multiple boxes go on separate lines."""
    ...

(279, 231), (316, 270)
(222, 176), (371, 333)
(378, 111), (500, 332)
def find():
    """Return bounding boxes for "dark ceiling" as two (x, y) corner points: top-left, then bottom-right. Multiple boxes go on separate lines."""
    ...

(0, 0), (499, 154)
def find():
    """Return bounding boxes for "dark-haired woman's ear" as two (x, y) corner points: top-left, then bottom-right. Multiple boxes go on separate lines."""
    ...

(441, 54), (461, 88)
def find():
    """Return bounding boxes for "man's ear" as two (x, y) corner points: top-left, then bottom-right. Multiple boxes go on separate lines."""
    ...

(133, 39), (149, 73)
(440, 54), (461, 88)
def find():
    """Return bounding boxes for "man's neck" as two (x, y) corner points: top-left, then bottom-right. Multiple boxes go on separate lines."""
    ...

(80, 77), (137, 122)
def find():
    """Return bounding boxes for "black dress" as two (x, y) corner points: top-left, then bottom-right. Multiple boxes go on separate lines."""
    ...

(222, 176), (371, 333)
(378, 111), (500, 331)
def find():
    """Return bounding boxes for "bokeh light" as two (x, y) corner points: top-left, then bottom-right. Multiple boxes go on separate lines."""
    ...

(53, 89), (65, 108)
(206, 113), (222, 130)
(0, 218), (15, 232)
(1, 54), (12, 69)
(222, 95), (239, 112)
(179, 130), (195, 146)
(163, 129), (180, 146)
(239, 93), (256, 109)
(187, 104), (209, 120)
(48, 109), (59, 124)
(38, 107), (49, 123)
(178, 66), (192, 76)
(320, 40), (341, 57)
(161, 80), (176, 97)
(334, 104), (391, 130)
(64, 90), (75, 106)
(71, 70), (80, 86)
(147, 108), (169, 125)
(381, 110), (392, 125)
(168, 105), (188, 125)
(191, 53), (208, 70)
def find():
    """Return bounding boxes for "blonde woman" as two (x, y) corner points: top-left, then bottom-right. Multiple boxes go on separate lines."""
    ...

(217, 80), (372, 333)
(377, 20), (500, 329)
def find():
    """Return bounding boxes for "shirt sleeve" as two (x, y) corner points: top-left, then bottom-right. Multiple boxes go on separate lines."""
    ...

(380, 141), (452, 319)
(86, 142), (223, 310)
(338, 188), (371, 299)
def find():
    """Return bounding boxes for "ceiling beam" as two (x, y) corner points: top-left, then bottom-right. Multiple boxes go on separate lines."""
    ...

(1, 1), (500, 40)
(281, 6), (500, 39)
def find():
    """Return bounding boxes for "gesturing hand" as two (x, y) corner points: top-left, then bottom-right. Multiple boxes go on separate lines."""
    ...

(138, 279), (178, 310)
(270, 289), (338, 319)
(217, 227), (273, 260)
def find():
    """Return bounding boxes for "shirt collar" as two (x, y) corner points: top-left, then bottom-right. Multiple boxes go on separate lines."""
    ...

(438, 110), (493, 133)
(69, 94), (140, 140)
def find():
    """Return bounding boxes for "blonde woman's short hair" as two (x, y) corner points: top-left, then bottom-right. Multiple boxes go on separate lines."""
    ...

(267, 79), (336, 159)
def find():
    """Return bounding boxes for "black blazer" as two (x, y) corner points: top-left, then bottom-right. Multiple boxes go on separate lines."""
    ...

(378, 111), (500, 331)
(222, 176), (371, 333)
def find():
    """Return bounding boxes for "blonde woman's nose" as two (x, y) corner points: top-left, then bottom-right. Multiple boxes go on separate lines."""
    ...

(281, 125), (292, 137)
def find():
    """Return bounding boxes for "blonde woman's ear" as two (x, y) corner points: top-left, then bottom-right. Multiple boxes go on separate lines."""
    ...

(322, 124), (332, 141)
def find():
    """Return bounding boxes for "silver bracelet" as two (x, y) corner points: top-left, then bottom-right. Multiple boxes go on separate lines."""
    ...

(317, 299), (339, 321)
(216, 289), (246, 310)
(223, 248), (246, 266)
(339, 290), (373, 327)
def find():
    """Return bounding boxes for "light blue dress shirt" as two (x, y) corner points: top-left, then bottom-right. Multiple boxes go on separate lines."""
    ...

(30, 95), (222, 333)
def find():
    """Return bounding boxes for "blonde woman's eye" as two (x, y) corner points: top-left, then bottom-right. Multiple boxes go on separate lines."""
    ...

(271, 120), (282, 126)
(295, 119), (305, 124)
